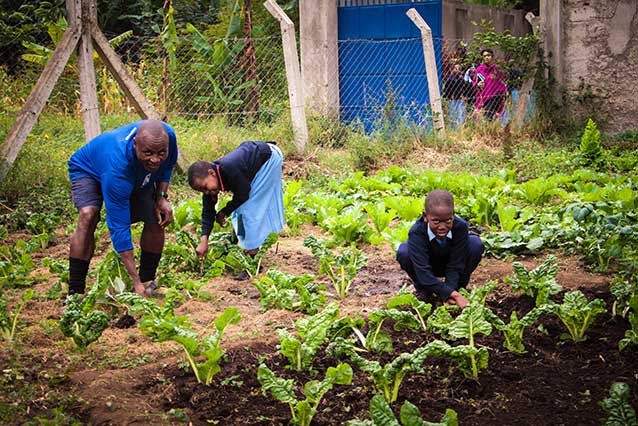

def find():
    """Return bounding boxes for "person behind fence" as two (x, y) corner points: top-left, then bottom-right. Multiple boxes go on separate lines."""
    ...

(395, 190), (484, 308)
(67, 119), (178, 298)
(443, 63), (473, 129)
(188, 141), (285, 280)
(473, 48), (508, 121)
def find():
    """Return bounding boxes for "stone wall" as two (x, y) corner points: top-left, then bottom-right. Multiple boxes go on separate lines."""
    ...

(543, 0), (638, 134)
(442, 0), (530, 42)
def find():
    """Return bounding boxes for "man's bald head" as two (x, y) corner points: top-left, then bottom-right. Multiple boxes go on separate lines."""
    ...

(134, 120), (169, 173)
(137, 119), (168, 145)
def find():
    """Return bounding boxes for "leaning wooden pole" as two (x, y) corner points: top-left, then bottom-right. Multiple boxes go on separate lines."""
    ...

(264, 0), (308, 152)
(77, 0), (100, 140)
(407, 8), (445, 137)
(0, 0), (82, 184)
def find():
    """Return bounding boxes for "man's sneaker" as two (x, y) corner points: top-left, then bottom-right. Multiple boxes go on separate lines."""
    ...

(143, 279), (164, 298)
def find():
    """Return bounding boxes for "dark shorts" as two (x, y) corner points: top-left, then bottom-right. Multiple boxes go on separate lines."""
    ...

(70, 177), (158, 224)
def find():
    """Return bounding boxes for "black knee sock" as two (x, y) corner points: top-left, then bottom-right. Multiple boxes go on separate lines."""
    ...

(69, 258), (90, 295)
(139, 250), (162, 282)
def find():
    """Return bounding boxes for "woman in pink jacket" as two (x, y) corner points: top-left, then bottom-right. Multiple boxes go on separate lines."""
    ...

(473, 49), (508, 120)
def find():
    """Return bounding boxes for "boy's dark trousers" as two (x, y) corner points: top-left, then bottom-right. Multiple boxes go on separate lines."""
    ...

(396, 234), (484, 297)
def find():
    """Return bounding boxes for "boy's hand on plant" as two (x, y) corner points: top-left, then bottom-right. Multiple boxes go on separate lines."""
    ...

(445, 291), (469, 308)
(216, 212), (226, 227)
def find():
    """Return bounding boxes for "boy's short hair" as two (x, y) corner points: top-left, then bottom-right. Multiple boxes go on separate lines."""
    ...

(481, 48), (494, 56)
(425, 189), (454, 213)
(187, 161), (214, 188)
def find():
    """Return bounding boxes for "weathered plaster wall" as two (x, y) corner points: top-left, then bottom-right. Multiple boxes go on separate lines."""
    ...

(560, 0), (638, 133)
(442, 0), (530, 42)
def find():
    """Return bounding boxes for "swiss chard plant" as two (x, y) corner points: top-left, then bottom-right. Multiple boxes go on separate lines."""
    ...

(0, 288), (36, 342)
(549, 290), (606, 342)
(258, 362), (353, 426)
(253, 269), (326, 314)
(345, 393), (458, 426)
(321, 204), (373, 244)
(505, 255), (562, 306)
(161, 229), (225, 278)
(386, 289), (432, 332)
(59, 279), (110, 350)
(364, 203), (396, 244)
(0, 240), (35, 288)
(491, 304), (553, 354)
(619, 311), (638, 352)
(303, 235), (368, 299)
(599, 382), (637, 426)
(222, 232), (278, 277)
(277, 302), (339, 372)
(120, 294), (241, 385)
(426, 304), (493, 379)
(610, 275), (638, 319)
(364, 308), (424, 354)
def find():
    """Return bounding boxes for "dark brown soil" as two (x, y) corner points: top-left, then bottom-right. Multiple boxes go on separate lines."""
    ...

(1, 231), (636, 426)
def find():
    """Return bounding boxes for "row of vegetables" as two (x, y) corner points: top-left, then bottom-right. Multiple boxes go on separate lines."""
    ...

(1, 164), (637, 424)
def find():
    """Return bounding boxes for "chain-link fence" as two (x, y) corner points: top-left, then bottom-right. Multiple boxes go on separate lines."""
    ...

(0, 30), (289, 124)
(0, 28), (532, 133)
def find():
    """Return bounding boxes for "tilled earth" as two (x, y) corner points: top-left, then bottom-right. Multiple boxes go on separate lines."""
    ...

(1, 230), (636, 426)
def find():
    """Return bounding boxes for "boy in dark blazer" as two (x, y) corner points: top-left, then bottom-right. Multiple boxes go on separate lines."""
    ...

(396, 190), (484, 308)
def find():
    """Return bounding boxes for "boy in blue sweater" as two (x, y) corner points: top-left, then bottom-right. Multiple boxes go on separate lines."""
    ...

(396, 190), (484, 308)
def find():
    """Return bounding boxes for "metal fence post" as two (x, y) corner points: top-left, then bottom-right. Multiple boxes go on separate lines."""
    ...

(264, 0), (308, 152)
(407, 8), (445, 137)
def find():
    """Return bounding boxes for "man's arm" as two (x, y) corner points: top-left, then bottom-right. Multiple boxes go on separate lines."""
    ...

(119, 249), (146, 295)
(102, 174), (146, 296)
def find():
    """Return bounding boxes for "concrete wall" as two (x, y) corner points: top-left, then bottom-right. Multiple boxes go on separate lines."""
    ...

(299, 0), (340, 116)
(542, 0), (638, 134)
(442, 0), (530, 42)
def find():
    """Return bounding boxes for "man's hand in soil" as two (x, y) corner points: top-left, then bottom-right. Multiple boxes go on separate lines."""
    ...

(445, 290), (469, 308)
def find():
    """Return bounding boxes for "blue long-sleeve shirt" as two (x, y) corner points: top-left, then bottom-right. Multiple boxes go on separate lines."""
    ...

(68, 121), (178, 252)
(201, 141), (272, 236)
(406, 216), (469, 300)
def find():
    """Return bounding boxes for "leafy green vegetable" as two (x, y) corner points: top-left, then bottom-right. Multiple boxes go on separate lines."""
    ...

(610, 275), (638, 318)
(0, 240), (35, 288)
(599, 382), (637, 426)
(321, 204), (373, 244)
(386, 290), (432, 331)
(303, 235), (368, 299)
(426, 304), (493, 379)
(505, 255), (562, 306)
(222, 232), (278, 277)
(0, 288), (36, 342)
(161, 229), (226, 278)
(549, 290), (606, 342)
(258, 362), (353, 426)
(491, 305), (553, 354)
(346, 393), (458, 426)
(619, 311), (638, 352)
(118, 295), (241, 385)
(253, 269), (326, 314)
(59, 280), (110, 350)
(277, 302), (339, 371)
(365, 203), (396, 236)
(580, 118), (603, 168)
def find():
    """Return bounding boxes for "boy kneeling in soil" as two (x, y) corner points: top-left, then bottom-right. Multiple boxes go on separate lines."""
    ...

(396, 189), (484, 308)
(188, 141), (285, 279)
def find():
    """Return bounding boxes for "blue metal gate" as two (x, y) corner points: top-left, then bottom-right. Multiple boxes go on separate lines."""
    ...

(338, 0), (442, 131)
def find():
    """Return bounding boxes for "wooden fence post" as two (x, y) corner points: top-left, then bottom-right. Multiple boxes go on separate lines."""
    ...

(264, 0), (308, 152)
(406, 8), (445, 137)
(77, 0), (100, 141)
(0, 0), (82, 184)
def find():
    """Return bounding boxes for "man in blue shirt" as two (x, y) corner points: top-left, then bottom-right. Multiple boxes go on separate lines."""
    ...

(67, 119), (178, 297)
(396, 189), (484, 308)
